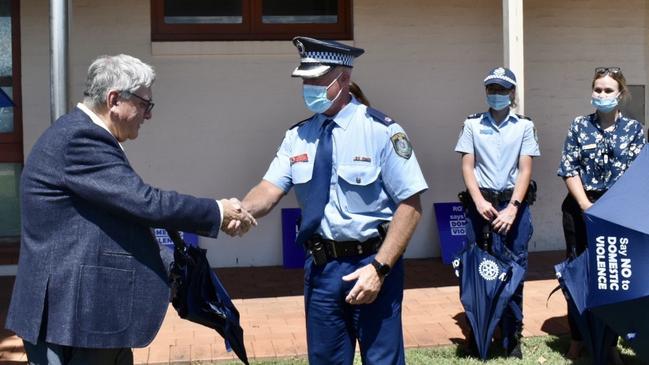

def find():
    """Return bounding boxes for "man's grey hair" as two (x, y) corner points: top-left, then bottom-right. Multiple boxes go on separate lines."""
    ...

(83, 54), (156, 109)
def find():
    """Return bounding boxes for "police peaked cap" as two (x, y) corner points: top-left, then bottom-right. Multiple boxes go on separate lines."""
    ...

(484, 67), (517, 89)
(291, 36), (365, 79)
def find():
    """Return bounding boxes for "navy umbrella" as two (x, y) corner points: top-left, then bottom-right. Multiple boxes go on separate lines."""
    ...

(0, 88), (13, 108)
(453, 235), (525, 360)
(584, 145), (649, 362)
(554, 251), (616, 365)
(167, 230), (249, 365)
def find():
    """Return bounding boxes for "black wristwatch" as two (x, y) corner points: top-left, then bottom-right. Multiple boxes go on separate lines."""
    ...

(510, 199), (521, 208)
(371, 259), (391, 277)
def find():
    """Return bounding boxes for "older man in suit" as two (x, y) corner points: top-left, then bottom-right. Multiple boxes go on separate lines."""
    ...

(5, 54), (255, 364)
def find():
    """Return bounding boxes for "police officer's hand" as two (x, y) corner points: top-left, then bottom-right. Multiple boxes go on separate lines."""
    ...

(220, 198), (257, 237)
(342, 265), (384, 305)
(492, 204), (517, 235)
(475, 198), (499, 221)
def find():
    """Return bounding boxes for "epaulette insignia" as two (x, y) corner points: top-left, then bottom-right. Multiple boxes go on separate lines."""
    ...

(289, 116), (313, 130)
(516, 114), (531, 121)
(467, 112), (483, 119)
(366, 107), (395, 126)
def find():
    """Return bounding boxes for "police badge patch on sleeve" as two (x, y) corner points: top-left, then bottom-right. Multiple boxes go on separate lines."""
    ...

(391, 132), (413, 159)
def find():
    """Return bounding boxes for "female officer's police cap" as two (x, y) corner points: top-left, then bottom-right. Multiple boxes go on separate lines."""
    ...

(291, 36), (365, 79)
(483, 67), (517, 89)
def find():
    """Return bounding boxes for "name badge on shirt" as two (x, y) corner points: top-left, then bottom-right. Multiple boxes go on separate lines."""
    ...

(479, 128), (494, 135)
(290, 153), (309, 165)
(583, 143), (597, 150)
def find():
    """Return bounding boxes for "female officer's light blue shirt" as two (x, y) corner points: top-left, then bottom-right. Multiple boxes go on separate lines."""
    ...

(263, 97), (428, 242)
(455, 110), (540, 191)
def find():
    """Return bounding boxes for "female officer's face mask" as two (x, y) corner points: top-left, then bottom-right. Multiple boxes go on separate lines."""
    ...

(303, 72), (343, 114)
(486, 94), (511, 111)
(591, 94), (619, 113)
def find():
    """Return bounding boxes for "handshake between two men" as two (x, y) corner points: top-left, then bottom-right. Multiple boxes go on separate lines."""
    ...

(219, 198), (257, 237)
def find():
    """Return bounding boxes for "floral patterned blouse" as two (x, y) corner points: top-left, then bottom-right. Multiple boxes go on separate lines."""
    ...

(557, 113), (645, 191)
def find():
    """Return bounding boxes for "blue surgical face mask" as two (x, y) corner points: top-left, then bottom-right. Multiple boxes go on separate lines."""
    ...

(486, 94), (511, 111)
(303, 72), (343, 114)
(591, 95), (619, 113)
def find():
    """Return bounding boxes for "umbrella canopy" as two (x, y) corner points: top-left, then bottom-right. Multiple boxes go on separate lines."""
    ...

(453, 239), (524, 359)
(0, 88), (13, 108)
(167, 230), (249, 365)
(585, 145), (649, 362)
(554, 252), (616, 365)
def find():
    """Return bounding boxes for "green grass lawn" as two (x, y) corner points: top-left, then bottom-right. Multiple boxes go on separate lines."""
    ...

(206, 335), (642, 365)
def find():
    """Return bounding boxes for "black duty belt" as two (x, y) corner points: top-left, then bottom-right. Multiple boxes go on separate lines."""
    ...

(307, 236), (382, 262)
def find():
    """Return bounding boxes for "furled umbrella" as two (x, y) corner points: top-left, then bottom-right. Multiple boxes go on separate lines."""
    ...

(453, 236), (525, 360)
(167, 230), (249, 365)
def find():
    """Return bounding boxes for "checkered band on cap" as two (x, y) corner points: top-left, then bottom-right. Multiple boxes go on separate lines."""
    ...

(484, 67), (516, 86)
(484, 74), (516, 86)
(301, 51), (355, 67)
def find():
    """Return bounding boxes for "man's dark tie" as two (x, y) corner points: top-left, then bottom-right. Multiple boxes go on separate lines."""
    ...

(296, 119), (334, 246)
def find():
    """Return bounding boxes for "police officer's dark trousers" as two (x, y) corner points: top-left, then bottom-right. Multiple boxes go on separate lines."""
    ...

(304, 254), (405, 365)
(464, 201), (532, 352)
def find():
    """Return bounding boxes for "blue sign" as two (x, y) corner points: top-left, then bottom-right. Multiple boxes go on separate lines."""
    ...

(433, 202), (467, 264)
(0, 88), (13, 108)
(281, 208), (305, 269)
(154, 229), (199, 249)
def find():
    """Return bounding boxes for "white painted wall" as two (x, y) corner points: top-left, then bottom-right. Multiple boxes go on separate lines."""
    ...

(19, 0), (647, 266)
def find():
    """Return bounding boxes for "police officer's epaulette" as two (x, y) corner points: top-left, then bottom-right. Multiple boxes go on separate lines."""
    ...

(366, 107), (395, 126)
(467, 112), (484, 119)
(289, 116), (313, 130)
(516, 114), (532, 121)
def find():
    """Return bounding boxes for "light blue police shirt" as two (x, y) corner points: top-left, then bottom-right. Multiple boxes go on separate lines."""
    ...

(263, 97), (428, 241)
(454, 110), (540, 191)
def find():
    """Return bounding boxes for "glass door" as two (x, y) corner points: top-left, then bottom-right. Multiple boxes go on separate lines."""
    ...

(0, 0), (22, 238)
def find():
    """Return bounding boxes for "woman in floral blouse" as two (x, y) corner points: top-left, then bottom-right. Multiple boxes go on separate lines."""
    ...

(557, 67), (645, 362)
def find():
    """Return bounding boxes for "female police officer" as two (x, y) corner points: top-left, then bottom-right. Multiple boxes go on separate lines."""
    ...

(455, 67), (540, 358)
(558, 67), (645, 362)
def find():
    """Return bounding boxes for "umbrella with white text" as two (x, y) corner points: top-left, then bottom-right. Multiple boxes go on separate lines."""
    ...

(585, 145), (649, 361)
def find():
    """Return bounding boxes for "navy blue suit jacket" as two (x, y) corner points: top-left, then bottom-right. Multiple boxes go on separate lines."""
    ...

(6, 108), (221, 348)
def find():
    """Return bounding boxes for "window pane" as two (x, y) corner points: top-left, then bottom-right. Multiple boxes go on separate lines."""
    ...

(0, 1), (12, 78)
(0, 86), (13, 133)
(262, 0), (338, 24)
(164, 0), (243, 24)
(0, 163), (21, 237)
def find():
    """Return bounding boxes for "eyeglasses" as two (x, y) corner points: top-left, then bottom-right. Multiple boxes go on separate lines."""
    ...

(595, 67), (621, 75)
(122, 91), (155, 114)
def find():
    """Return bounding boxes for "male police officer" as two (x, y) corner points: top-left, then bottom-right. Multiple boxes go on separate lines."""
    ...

(241, 37), (428, 364)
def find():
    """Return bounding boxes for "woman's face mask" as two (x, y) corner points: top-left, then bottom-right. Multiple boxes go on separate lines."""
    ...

(486, 94), (511, 111)
(302, 72), (343, 114)
(591, 75), (621, 113)
(591, 95), (619, 113)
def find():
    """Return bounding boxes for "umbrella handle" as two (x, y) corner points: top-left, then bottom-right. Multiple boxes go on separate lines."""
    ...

(167, 229), (188, 251)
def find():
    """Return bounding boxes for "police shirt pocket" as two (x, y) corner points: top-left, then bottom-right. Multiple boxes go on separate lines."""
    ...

(337, 164), (384, 214)
(291, 162), (314, 185)
(291, 162), (314, 204)
(77, 265), (135, 334)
